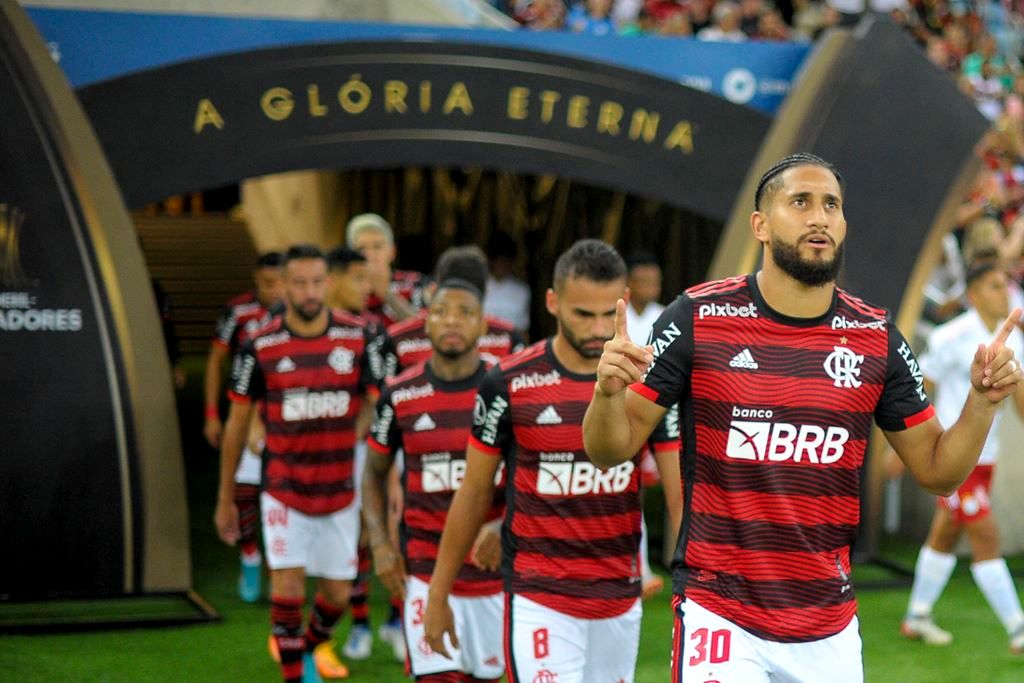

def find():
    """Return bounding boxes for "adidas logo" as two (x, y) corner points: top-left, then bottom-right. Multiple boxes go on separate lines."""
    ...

(276, 356), (296, 373)
(535, 405), (563, 425)
(729, 348), (758, 370)
(484, 656), (501, 667)
(414, 413), (436, 431)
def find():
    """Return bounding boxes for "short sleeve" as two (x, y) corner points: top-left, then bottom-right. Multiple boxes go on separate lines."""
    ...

(469, 365), (512, 457)
(213, 304), (236, 350)
(362, 323), (387, 396)
(379, 329), (400, 381)
(228, 338), (265, 403)
(875, 320), (935, 431)
(367, 387), (401, 456)
(630, 295), (694, 409)
(649, 403), (681, 452)
(509, 330), (527, 355)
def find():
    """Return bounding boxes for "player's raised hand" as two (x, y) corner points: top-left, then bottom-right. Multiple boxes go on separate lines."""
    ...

(971, 307), (1023, 403)
(596, 299), (654, 397)
(424, 595), (460, 660)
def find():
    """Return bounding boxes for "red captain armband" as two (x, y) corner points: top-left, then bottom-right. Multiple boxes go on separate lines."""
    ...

(903, 405), (936, 429)
(468, 434), (502, 456)
(629, 382), (659, 403)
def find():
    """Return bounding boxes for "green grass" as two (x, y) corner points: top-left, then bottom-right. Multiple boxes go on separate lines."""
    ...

(3, 357), (1024, 681)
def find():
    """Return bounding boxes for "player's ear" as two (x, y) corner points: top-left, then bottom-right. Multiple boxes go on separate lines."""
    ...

(751, 211), (769, 245)
(545, 288), (558, 317)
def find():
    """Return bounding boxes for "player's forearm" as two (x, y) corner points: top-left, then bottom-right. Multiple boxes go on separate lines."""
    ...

(428, 482), (494, 600)
(583, 388), (637, 468)
(217, 411), (247, 501)
(384, 292), (417, 321)
(928, 390), (1000, 495)
(361, 462), (392, 549)
(204, 348), (226, 411)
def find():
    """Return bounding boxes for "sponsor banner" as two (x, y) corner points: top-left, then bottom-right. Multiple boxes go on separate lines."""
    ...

(28, 9), (808, 114)
(72, 39), (770, 217)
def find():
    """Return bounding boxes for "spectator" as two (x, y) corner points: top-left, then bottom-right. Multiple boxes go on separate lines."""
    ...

(740, 0), (766, 36)
(624, 250), (665, 344)
(688, 0), (714, 32)
(483, 231), (532, 336)
(698, 1), (749, 41)
(757, 8), (792, 40)
(514, 0), (567, 29)
(568, 0), (617, 35)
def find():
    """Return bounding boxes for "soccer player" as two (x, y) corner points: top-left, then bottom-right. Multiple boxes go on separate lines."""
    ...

(215, 244), (383, 683)
(346, 212), (428, 326)
(423, 239), (682, 683)
(901, 259), (1024, 652)
(364, 279), (506, 682)
(204, 251), (284, 601)
(582, 153), (1023, 682)
(384, 245), (526, 376)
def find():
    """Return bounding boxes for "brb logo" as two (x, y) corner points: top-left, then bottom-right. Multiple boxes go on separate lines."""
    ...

(726, 407), (848, 464)
(282, 389), (351, 421)
(536, 456), (635, 496)
(421, 454), (466, 493)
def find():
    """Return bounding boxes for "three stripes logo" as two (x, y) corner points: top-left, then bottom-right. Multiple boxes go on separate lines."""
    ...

(729, 348), (758, 370)
(535, 405), (563, 425)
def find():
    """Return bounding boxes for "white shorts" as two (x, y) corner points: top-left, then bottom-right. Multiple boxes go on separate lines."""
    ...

(507, 594), (641, 683)
(234, 446), (262, 486)
(404, 576), (505, 678)
(672, 598), (863, 683)
(260, 493), (359, 580)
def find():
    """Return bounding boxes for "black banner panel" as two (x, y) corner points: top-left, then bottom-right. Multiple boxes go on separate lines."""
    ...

(78, 41), (771, 220)
(0, 0), (190, 603)
(0, 17), (126, 601)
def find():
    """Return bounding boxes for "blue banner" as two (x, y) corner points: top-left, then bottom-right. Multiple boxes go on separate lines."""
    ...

(28, 8), (809, 114)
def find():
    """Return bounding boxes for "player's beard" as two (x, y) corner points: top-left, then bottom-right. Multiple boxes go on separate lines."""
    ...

(771, 235), (844, 287)
(434, 338), (471, 360)
(560, 317), (610, 359)
(292, 299), (324, 322)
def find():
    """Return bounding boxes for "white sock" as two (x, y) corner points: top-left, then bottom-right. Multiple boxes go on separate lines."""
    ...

(907, 546), (957, 617)
(971, 558), (1024, 634)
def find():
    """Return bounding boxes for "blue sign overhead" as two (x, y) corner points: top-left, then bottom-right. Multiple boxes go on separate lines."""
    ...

(28, 8), (809, 114)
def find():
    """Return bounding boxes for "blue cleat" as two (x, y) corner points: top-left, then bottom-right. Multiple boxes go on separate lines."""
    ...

(302, 652), (324, 683)
(238, 559), (261, 603)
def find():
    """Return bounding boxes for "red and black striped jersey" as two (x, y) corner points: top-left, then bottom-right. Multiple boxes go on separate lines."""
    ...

(229, 309), (384, 515)
(471, 339), (679, 620)
(633, 274), (934, 643)
(366, 269), (430, 328)
(368, 360), (503, 597)
(382, 312), (526, 378)
(213, 290), (274, 354)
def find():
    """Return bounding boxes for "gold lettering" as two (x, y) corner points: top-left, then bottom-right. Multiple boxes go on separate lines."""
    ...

(443, 82), (474, 116)
(261, 88), (294, 122)
(539, 90), (561, 124)
(385, 80), (408, 114)
(339, 74), (371, 114)
(628, 109), (660, 143)
(193, 98), (224, 133)
(566, 96), (590, 129)
(596, 101), (623, 136)
(307, 85), (327, 117)
(663, 121), (694, 153)
(508, 87), (529, 120)
(420, 81), (431, 113)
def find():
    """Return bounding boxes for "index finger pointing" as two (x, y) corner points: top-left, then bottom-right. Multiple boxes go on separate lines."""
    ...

(615, 299), (631, 342)
(992, 307), (1022, 351)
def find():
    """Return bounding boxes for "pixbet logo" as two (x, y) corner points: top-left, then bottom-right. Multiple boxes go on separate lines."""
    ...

(697, 302), (757, 320)
(510, 369), (561, 393)
(726, 408), (849, 464)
